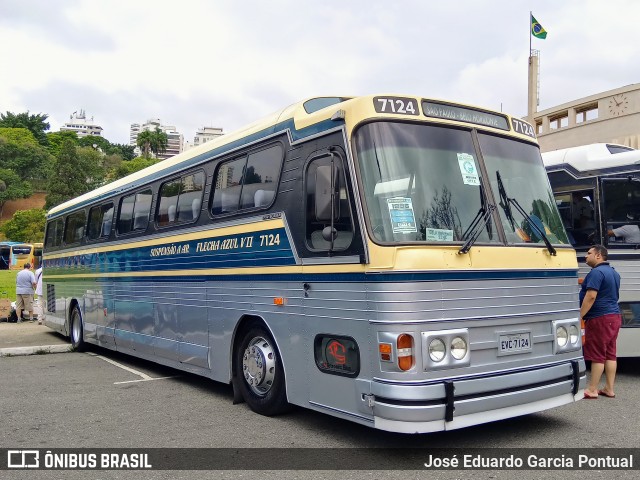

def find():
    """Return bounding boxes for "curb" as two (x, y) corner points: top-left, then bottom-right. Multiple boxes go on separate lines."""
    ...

(0, 344), (72, 357)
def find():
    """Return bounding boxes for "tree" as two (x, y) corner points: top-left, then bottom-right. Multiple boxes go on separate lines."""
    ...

(0, 112), (50, 146)
(419, 187), (462, 240)
(136, 130), (154, 157)
(110, 143), (136, 160)
(112, 155), (158, 180)
(45, 139), (104, 209)
(0, 127), (39, 147)
(136, 127), (168, 158)
(0, 208), (46, 242)
(0, 168), (33, 218)
(0, 129), (53, 182)
(46, 130), (80, 157)
(77, 135), (111, 152)
(150, 127), (168, 158)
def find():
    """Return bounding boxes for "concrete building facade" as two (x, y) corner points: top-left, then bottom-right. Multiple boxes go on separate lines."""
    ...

(532, 83), (640, 152)
(60, 110), (103, 138)
(193, 126), (224, 148)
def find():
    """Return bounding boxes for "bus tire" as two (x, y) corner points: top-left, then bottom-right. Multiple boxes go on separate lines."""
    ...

(70, 306), (86, 352)
(235, 325), (290, 416)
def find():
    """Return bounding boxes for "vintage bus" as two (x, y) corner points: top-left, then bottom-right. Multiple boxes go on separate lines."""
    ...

(43, 95), (584, 433)
(543, 143), (640, 357)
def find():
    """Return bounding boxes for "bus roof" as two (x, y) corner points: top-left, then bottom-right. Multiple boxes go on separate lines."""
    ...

(47, 94), (535, 218)
(542, 143), (640, 172)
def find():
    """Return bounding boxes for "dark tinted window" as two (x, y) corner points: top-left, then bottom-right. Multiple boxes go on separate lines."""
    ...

(303, 97), (348, 114)
(64, 210), (87, 244)
(87, 203), (114, 240)
(305, 154), (353, 251)
(241, 147), (281, 209)
(157, 171), (205, 227)
(117, 190), (152, 234)
(607, 144), (634, 155)
(211, 144), (282, 215)
(45, 219), (64, 248)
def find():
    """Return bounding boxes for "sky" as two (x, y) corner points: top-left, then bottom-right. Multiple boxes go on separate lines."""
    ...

(2, 0), (639, 146)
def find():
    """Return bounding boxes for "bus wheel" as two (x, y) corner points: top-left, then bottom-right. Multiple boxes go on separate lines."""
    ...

(70, 306), (86, 352)
(236, 326), (289, 416)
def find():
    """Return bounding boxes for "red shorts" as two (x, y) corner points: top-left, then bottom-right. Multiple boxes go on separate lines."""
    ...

(583, 313), (622, 363)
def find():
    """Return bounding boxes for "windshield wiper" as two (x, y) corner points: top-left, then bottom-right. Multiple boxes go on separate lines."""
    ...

(496, 171), (556, 256)
(459, 204), (496, 254)
(496, 171), (516, 231)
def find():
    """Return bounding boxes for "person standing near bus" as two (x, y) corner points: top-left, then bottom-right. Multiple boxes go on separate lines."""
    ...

(580, 245), (622, 399)
(35, 265), (43, 324)
(16, 262), (36, 322)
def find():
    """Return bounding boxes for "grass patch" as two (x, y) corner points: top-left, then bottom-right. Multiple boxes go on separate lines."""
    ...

(0, 270), (17, 299)
(34, 348), (49, 355)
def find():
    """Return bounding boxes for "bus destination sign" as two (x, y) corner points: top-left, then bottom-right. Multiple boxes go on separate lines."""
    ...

(422, 101), (510, 131)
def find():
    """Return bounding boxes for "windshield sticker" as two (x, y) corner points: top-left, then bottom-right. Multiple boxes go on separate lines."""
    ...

(426, 228), (454, 242)
(387, 197), (418, 234)
(457, 153), (480, 186)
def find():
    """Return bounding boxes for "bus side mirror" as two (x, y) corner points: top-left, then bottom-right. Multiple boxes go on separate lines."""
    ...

(315, 165), (340, 221)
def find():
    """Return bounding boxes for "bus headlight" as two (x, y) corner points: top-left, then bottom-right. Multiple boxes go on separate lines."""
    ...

(556, 326), (568, 347)
(429, 338), (446, 362)
(569, 325), (580, 345)
(450, 337), (468, 360)
(422, 329), (470, 370)
(552, 319), (582, 354)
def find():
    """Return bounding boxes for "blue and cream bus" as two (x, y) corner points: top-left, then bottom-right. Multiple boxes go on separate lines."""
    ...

(44, 95), (584, 433)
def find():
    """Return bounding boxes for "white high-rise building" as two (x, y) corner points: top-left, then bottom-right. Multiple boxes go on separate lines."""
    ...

(129, 118), (183, 160)
(60, 110), (103, 137)
(194, 126), (224, 147)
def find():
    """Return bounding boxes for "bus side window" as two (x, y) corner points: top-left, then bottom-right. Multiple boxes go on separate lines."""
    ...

(118, 189), (152, 235)
(87, 203), (114, 240)
(45, 218), (64, 248)
(211, 145), (282, 215)
(64, 210), (87, 245)
(305, 153), (354, 251)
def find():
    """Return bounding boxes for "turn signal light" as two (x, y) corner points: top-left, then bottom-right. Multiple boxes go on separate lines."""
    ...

(379, 343), (392, 362)
(397, 334), (414, 371)
(273, 297), (285, 306)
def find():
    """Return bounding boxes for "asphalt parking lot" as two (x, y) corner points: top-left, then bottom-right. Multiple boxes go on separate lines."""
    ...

(1, 325), (640, 479)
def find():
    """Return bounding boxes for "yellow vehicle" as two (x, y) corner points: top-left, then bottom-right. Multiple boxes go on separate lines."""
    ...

(10, 243), (35, 270)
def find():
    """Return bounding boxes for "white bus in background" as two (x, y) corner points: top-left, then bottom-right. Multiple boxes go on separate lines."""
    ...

(543, 143), (640, 357)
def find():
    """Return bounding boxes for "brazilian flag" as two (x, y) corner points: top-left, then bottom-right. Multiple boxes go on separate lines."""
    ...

(531, 14), (547, 39)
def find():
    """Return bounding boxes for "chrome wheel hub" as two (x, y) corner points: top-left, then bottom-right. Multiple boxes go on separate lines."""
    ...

(242, 336), (276, 396)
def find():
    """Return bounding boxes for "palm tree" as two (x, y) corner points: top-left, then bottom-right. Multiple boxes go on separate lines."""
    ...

(136, 127), (168, 158)
(150, 127), (168, 158)
(136, 130), (154, 157)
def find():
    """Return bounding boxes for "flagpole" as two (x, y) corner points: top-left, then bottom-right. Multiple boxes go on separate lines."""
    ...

(527, 11), (533, 123)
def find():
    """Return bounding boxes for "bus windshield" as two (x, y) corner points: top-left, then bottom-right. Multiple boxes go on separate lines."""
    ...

(479, 132), (569, 245)
(354, 121), (569, 245)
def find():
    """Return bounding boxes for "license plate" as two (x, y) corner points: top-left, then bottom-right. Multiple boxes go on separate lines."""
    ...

(498, 332), (532, 355)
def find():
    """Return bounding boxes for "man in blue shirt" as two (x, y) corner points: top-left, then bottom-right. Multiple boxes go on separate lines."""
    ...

(579, 245), (622, 399)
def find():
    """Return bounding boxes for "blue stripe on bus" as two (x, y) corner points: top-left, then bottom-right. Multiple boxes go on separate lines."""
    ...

(46, 269), (577, 283)
(44, 228), (296, 273)
(48, 117), (343, 218)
